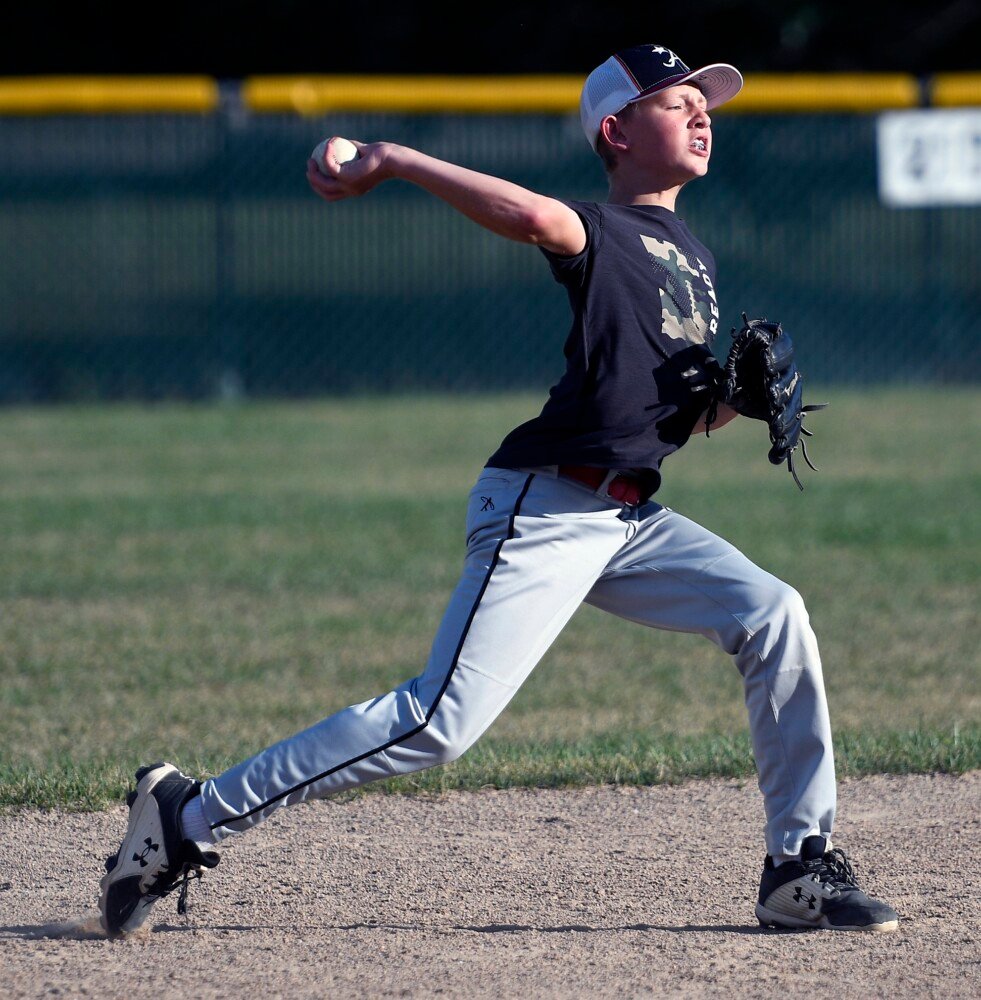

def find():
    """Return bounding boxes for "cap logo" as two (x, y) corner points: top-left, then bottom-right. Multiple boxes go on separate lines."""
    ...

(651, 46), (684, 70)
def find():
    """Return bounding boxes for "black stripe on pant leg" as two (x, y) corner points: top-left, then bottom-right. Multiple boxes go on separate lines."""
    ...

(425, 473), (534, 720)
(211, 473), (535, 829)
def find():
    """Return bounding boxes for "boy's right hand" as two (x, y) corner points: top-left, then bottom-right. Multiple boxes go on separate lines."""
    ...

(306, 139), (396, 202)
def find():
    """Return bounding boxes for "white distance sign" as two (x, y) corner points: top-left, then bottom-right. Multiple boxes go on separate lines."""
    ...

(877, 109), (981, 207)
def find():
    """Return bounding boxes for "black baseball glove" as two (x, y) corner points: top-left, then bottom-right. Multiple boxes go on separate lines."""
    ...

(707, 314), (827, 490)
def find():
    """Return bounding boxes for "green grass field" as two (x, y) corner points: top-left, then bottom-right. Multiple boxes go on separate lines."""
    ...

(0, 388), (978, 809)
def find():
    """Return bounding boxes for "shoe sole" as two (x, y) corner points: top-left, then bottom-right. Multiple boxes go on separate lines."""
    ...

(98, 762), (178, 938)
(756, 902), (898, 933)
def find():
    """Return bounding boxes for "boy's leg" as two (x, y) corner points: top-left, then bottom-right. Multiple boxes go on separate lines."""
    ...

(583, 502), (835, 859)
(100, 469), (631, 935)
(584, 502), (897, 932)
(202, 470), (630, 836)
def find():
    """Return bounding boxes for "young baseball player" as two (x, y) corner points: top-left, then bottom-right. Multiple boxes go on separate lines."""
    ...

(99, 44), (899, 936)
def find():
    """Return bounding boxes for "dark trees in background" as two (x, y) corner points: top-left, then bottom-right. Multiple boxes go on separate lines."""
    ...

(4, 1), (978, 76)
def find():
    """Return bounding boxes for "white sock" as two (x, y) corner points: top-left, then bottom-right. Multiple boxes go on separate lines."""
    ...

(180, 795), (219, 851)
(772, 853), (801, 867)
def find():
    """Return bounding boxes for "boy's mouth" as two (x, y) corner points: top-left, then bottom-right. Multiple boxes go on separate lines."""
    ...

(690, 137), (708, 153)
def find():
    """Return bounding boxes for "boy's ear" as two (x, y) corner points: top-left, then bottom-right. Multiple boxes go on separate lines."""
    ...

(600, 113), (630, 152)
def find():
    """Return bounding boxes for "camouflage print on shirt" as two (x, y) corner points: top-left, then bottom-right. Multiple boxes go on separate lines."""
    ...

(640, 234), (720, 348)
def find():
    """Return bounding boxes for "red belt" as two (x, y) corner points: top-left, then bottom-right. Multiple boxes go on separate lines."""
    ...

(558, 464), (649, 506)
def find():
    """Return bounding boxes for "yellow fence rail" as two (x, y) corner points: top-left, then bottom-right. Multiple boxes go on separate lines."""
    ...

(0, 76), (219, 114)
(930, 73), (981, 107)
(243, 75), (583, 114)
(726, 74), (920, 112)
(1, 73), (979, 115)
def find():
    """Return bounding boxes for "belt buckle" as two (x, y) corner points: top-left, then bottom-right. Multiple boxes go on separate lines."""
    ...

(596, 469), (642, 506)
(607, 474), (641, 506)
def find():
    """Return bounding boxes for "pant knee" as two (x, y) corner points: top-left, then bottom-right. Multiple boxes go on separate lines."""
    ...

(735, 580), (818, 669)
(384, 711), (478, 770)
(418, 722), (472, 766)
(394, 672), (497, 769)
(769, 582), (810, 629)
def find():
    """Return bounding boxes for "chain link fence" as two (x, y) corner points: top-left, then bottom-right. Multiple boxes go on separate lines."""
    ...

(1, 108), (978, 402)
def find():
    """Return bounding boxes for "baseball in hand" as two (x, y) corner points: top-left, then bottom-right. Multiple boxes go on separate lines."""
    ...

(311, 136), (360, 174)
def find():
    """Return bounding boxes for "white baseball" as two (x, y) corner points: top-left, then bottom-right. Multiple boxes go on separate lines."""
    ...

(311, 136), (360, 174)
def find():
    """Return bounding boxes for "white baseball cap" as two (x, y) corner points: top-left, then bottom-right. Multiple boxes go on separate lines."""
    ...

(580, 44), (744, 149)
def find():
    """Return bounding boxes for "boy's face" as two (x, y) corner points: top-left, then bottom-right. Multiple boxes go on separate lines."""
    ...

(612, 84), (712, 185)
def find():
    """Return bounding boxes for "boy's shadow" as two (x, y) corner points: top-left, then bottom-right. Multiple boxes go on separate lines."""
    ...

(0, 917), (790, 940)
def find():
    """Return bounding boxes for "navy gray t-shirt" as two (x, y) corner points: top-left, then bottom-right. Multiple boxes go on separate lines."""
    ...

(486, 200), (723, 491)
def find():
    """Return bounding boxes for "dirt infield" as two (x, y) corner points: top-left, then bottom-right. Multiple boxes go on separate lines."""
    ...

(1, 772), (977, 999)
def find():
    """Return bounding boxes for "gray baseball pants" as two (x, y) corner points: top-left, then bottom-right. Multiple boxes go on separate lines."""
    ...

(200, 466), (836, 857)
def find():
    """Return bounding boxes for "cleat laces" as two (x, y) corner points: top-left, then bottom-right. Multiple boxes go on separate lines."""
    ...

(147, 863), (204, 917)
(803, 847), (859, 893)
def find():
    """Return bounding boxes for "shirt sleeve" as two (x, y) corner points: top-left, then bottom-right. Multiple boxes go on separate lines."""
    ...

(538, 200), (604, 289)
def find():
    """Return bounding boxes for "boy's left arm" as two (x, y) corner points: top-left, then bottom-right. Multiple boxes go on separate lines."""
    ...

(702, 401), (739, 432)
